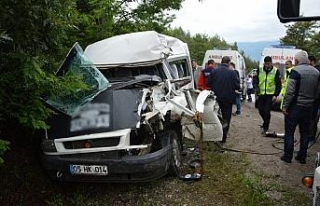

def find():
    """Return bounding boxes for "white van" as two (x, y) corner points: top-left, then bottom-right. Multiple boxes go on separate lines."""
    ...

(202, 49), (247, 99)
(259, 46), (302, 78)
(41, 31), (223, 182)
(259, 46), (302, 110)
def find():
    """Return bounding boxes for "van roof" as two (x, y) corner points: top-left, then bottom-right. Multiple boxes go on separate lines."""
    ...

(84, 31), (189, 68)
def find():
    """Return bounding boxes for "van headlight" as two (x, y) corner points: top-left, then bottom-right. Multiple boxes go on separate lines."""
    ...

(42, 139), (57, 152)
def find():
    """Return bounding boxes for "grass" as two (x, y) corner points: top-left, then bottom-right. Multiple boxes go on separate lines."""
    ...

(0, 140), (312, 206)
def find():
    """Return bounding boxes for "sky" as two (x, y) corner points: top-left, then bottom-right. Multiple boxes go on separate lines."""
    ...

(170, 0), (290, 43)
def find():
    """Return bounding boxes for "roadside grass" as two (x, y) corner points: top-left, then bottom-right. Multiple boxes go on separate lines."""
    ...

(0, 141), (312, 206)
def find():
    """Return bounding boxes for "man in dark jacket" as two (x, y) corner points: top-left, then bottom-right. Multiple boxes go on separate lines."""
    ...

(281, 51), (320, 164)
(206, 56), (240, 143)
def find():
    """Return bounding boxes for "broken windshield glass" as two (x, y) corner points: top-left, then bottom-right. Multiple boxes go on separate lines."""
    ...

(45, 43), (110, 116)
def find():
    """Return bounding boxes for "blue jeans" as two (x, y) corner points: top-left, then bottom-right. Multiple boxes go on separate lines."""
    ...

(235, 94), (241, 114)
(283, 105), (313, 160)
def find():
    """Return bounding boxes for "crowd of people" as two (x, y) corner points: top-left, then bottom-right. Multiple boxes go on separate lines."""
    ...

(192, 52), (320, 164)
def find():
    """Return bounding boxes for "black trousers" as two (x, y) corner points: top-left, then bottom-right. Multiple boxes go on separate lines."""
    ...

(257, 95), (273, 131)
(217, 100), (233, 140)
(309, 99), (320, 141)
(284, 105), (312, 159)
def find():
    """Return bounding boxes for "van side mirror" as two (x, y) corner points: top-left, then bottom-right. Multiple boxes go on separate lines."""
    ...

(277, 0), (320, 23)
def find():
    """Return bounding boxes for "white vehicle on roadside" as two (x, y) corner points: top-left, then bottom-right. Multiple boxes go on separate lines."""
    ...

(259, 46), (302, 78)
(259, 46), (302, 110)
(41, 31), (223, 182)
(202, 49), (247, 100)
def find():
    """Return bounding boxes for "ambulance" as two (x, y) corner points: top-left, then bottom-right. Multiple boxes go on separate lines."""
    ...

(202, 49), (247, 100)
(259, 46), (302, 110)
(259, 45), (302, 78)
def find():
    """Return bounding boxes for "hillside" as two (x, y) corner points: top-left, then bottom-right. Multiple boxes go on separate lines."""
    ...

(237, 41), (280, 61)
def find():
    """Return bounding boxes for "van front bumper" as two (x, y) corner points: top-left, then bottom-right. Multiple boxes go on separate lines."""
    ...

(42, 145), (172, 183)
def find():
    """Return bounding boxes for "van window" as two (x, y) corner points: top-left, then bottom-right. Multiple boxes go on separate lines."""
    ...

(169, 59), (190, 78)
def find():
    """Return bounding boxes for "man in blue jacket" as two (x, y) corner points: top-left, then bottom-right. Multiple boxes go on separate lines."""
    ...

(206, 56), (240, 143)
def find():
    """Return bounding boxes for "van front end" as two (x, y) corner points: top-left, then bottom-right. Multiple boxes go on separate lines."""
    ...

(42, 128), (173, 182)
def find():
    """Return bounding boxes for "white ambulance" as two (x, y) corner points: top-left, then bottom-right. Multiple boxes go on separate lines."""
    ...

(202, 49), (247, 99)
(259, 46), (302, 79)
(259, 46), (302, 110)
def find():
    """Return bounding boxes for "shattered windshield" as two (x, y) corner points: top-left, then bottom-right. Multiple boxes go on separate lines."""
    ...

(45, 43), (110, 116)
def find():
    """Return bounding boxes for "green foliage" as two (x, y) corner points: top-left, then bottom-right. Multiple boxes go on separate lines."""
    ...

(0, 0), (186, 164)
(280, 21), (320, 62)
(165, 27), (232, 65)
(72, 0), (184, 47)
(0, 140), (10, 164)
(240, 50), (259, 73)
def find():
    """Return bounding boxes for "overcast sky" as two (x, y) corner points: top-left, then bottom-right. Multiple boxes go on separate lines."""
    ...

(170, 0), (290, 43)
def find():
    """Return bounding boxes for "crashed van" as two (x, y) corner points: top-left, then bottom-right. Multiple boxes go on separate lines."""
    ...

(42, 31), (223, 182)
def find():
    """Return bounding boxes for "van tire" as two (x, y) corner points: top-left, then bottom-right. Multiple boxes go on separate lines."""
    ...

(160, 130), (182, 177)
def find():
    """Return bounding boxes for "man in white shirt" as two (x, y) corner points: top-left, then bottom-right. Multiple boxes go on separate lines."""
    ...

(246, 75), (254, 102)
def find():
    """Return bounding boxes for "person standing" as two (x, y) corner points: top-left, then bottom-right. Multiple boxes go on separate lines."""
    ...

(281, 51), (320, 164)
(206, 56), (240, 143)
(192, 59), (202, 89)
(309, 55), (320, 71)
(197, 59), (215, 90)
(256, 56), (282, 134)
(280, 60), (294, 108)
(308, 55), (320, 144)
(229, 62), (241, 115)
(246, 74), (254, 102)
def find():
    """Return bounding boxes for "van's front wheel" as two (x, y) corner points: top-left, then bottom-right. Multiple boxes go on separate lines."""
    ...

(169, 131), (182, 176)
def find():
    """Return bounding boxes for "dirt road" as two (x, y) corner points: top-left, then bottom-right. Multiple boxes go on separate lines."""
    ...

(227, 100), (320, 192)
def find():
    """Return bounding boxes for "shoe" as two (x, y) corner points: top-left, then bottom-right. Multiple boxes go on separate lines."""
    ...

(219, 137), (227, 144)
(280, 156), (292, 163)
(261, 129), (268, 135)
(233, 112), (241, 116)
(295, 156), (306, 164)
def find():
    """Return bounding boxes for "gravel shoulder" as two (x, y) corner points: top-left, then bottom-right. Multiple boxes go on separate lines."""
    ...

(227, 100), (320, 192)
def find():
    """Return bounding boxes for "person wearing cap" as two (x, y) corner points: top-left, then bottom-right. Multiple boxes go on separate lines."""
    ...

(255, 56), (282, 135)
(206, 56), (240, 143)
(281, 50), (320, 164)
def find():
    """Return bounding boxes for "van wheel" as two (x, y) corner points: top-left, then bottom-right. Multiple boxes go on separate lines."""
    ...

(160, 130), (182, 177)
(169, 131), (182, 176)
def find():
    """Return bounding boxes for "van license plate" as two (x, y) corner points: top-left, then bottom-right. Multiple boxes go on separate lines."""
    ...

(70, 164), (108, 176)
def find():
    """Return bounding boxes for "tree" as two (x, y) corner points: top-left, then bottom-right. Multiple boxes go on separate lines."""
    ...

(0, 0), (186, 164)
(280, 21), (320, 61)
(166, 28), (232, 64)
(72, 0), (183, 47)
